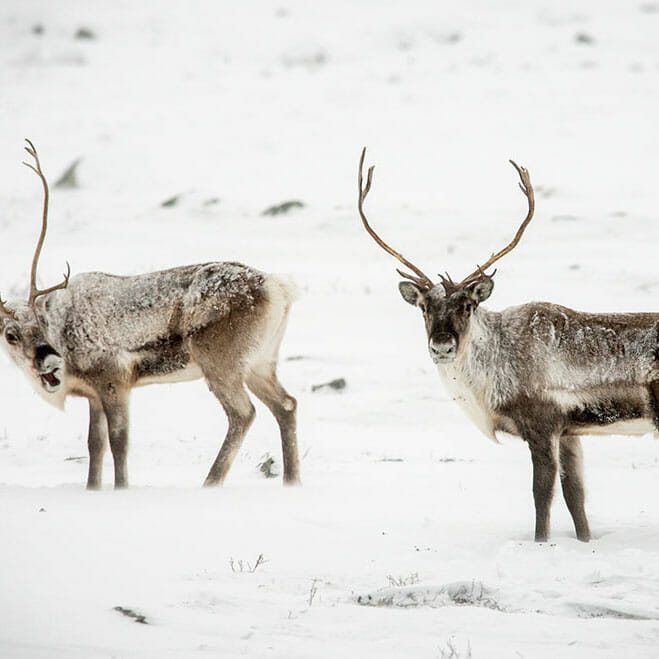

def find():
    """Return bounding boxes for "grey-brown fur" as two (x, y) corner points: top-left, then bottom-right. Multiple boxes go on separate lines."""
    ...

(400, 279), (659, 542)
(0, 262), (300, 489)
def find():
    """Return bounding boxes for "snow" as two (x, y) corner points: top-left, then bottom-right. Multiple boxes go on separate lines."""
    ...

(1, 0), (659, 656)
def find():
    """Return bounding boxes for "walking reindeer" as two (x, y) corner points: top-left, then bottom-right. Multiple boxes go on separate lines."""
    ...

(358, 147), (659, 542)
(0, 140), (300, 489)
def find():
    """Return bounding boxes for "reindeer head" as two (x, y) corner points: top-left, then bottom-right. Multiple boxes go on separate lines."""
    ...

(357, 148), (534, 365)
(1, 300), (65, 397)
(397, 276), (494, 364)
(0, 140), (70, 403)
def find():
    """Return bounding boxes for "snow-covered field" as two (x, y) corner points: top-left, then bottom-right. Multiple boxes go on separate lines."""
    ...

(2, 1), (659, 656)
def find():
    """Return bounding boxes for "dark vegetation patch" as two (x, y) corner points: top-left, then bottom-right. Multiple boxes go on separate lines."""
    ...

(114, 606), (148, 624)
(262, 200), (305, 216)
(311, 377), (346, 392)
(55, 159), (82, 189)
(75, 27), (96, 40)
(161, 194), (181, 208)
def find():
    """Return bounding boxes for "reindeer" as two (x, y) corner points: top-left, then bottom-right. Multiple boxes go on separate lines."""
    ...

(0, 140), (300, 489)
(357, 147), (659, 543)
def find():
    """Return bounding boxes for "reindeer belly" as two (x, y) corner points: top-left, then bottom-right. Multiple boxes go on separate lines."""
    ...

(135, 361), (203, 386)
(131, 335), (203, 386)
(565, 390), (656, 437)
(572, 419), (655, 436)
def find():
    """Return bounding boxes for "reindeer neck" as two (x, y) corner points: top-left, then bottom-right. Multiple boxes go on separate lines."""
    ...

(457, 307), (502, 365)
(436, 307), (506, 441)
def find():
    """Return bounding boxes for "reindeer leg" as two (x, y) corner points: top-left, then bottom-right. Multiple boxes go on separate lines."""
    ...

(100, 393), (130, 489)
(247, 365), (300, 484)
(203, 377), (255, 486)
(559, 434), (590, 541)
(648, 381), (659, 430)
(86, 397), (108, 490)
(504, 398), (562, 542)
(524, 432), (559, 542)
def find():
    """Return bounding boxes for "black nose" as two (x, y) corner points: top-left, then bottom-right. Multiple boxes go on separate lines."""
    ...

(430, 343), (456, 358)
(429, 333), (457, 360)
(34, 344), (60, 370)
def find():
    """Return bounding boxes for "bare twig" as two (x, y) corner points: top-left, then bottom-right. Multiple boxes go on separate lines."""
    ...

(308, 578), (320, 606)
(229, 553), (267, 573)
(386, 572), (419, 587)
(438, 636), (472, 659)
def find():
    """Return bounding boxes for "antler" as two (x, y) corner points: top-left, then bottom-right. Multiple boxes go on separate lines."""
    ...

(0, 295), (17, 320)
(23, 139), (70, 307)
(358, 147), (434, 290)
(458, 159), (534, 287)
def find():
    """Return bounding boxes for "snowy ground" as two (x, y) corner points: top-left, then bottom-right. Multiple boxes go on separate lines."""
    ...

(1, 1), (659, 657)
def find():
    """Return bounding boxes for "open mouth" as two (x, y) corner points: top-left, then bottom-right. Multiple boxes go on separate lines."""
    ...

(40, 369), (61, 391)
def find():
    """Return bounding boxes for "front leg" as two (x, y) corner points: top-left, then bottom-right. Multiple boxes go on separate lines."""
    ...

(527, 433), (559, 542)
(101, 393), (130, 489)
(86, 397), (108, 490)
(503, 398), (563, 542)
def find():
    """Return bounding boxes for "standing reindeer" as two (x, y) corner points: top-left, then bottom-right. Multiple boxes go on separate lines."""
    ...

(358, 147), (659, 542)
(0, 140), (300, 489)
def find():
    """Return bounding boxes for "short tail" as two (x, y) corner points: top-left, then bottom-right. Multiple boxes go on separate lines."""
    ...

(269, 274), (300, 305)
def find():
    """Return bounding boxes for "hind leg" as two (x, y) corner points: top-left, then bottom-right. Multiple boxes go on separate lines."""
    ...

(190, 322), (257, 486)
(100, 391), (130, 489)
(559, 433), (591, 542)
(649, 381), (659, 430)
(86, 397), (108, 490)
(247, 364), (300, 484)
(203, 376), (256, 486)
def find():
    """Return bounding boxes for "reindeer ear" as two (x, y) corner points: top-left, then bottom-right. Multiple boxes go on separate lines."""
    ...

(398, 281), (424, 306)
(466, 278), (493, 303)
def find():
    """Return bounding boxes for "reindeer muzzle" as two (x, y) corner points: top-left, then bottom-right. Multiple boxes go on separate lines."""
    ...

(429, 334), (457, 364)
(34, 347), (63, 392)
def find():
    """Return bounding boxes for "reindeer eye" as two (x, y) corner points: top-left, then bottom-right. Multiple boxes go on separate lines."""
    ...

(5, 331), (19, 345)
(419, 303), (427, 314)
(464, 303), (473, 314)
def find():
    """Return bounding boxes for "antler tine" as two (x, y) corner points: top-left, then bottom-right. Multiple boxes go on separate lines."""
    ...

(31, 261), (71, 303)
(396, 269), (432, 288)
(23, 139), (71, 307)
(458, 159), (535, 287)
(358, 147), (434, 290)
(0, 294), (18, 320)
(438, 271), (461, 295)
